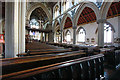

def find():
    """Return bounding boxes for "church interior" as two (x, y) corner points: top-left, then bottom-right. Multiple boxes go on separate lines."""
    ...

(0, 0), (120, 80)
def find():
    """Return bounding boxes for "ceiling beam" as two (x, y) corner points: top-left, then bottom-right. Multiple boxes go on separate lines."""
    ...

(109, 7), (113, 16)
(81, 14), (88, 23)
(114, 4), (118, 14)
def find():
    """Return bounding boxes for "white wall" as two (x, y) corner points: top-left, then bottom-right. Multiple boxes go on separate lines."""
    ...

(63, 16), (119, 45)
(77, 22), (98, 45)
(107, 17), (119, 38)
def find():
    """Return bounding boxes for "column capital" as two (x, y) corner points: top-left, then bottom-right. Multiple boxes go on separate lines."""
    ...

(97, 19), (106, 24)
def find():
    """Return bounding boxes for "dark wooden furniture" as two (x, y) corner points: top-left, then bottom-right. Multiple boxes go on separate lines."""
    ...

(1, 51), (87, 76)
(1, 54), (104, 80)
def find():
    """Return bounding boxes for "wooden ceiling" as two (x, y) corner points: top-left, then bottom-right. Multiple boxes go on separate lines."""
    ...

(77, 7), (96, 25)
(107, 2), (120, 18)
(64, 2), (120, 29)
(30, 7), (48, 24)
(64, 17), (72, 29)
(64, 7), (96, 29)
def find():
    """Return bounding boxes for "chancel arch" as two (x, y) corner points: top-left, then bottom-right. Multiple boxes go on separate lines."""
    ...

(26, 3), (52, 22)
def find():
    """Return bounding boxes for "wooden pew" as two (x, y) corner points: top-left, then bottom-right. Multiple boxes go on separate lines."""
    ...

(1, 54), (104, 80)
(93, 47), (120, 68)
(17, 49), (73, 56)
(1, 51), (86, 76)
(26, 42), (64, 51)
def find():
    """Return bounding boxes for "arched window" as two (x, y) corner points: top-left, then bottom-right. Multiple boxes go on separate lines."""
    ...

(77, 28), (85, 42)
(66, 0), (69, 10)
(63, 2), (66, 12)
(63, 0), (70, 12)
(65, 30), (71, 42)
(55, 29), (61, 43)
(104, 23), (113, 43)
(54, 5), (59, 18)
(30, 19), (39, 29)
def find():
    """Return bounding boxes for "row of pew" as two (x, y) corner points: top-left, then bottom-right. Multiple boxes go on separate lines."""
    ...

(25, 42), (120, 69)
(1, 53), (104, 80)
(1, 41), (120, 80)
(47, 42), (120, 68)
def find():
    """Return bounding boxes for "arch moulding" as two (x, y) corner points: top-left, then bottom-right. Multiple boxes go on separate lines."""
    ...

(60, 13), (74, 30)
(74, 2), (100, 27)
(26, 3), (52, 22)
(100, 0), (114, 19)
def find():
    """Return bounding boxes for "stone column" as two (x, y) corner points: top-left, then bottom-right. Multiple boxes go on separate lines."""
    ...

(18, 0), (26, 54)
(20, 1), (26, 53)
(41, 32), (43, 41)
(48, 23), (54, 42)
(73, 26), (77, 44)
(5, 1), (26, 58)
(48, 31), (54, 42)
(45, 33), (46, 42)
(60, 29), (63, 43)
(5, 2), (19, 58)
(97, 19), (106, 47)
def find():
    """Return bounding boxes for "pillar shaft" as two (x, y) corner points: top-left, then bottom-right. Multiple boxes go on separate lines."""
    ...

(60, 30), (63, 43)
(20, 1), (26, 53)
(5, 1), (26, 58)
(73, 27), (77, 44)
(5, 2), (19, 58)
(97, 19), (106, 47)
(48, 24), (54, 42)
(117, 16), (120, 46)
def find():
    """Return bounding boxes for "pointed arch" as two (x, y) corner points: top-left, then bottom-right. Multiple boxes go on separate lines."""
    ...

(65, 29), (72, 36)
(100, 0), (114, 19)
(77, 27), (86, 35)
(60, 13), (73, 30)
(74, 2), (100, 26)
(77, 27), (86, 42)
(26, 3), (52, 22)
(53, 19), (60, 32)
(95, 21), (115, 34)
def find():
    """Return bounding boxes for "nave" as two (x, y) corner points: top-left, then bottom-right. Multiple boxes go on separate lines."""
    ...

(0, 0), (120, 80)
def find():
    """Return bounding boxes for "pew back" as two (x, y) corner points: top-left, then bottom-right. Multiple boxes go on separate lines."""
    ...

(1, 54), (104, 80)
